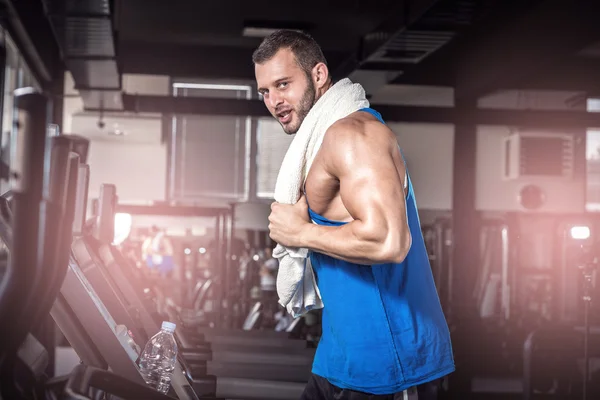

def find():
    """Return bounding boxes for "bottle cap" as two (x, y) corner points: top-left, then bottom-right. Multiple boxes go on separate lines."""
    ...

(161, 321), (176, 333)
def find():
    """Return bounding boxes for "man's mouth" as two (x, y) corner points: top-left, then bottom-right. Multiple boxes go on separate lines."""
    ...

(277, 110), (292, 124)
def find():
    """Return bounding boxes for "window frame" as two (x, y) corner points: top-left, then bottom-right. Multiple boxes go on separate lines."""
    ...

(168, 80), (254, 202)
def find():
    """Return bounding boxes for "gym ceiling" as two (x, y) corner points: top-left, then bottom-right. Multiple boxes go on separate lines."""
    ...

(5, 0), (600, 113)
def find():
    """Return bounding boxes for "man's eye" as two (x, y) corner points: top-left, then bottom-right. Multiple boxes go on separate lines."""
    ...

(278, 82), (288, 89)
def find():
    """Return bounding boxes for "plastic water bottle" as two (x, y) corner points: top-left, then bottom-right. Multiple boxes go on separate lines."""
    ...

(138, 321), (178, 394)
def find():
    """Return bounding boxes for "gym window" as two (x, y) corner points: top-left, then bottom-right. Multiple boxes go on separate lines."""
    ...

(169, 81), (252, 202)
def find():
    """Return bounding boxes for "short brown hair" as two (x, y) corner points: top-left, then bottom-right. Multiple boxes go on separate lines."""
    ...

(252, 30), (327, 76)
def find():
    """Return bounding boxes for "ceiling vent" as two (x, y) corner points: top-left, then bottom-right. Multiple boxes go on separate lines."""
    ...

(366, 30), (456, 64)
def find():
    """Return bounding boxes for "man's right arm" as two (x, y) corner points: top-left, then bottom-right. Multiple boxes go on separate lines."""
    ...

(297, 120), (412, 265)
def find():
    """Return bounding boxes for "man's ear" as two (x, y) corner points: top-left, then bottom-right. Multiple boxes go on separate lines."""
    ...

(312, 62), (330, 89)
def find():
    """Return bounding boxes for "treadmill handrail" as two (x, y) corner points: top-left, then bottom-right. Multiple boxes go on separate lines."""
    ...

(25, 139), (74, 330)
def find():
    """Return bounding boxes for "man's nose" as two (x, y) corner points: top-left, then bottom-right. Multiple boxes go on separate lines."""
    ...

(268, 92), (283, 109)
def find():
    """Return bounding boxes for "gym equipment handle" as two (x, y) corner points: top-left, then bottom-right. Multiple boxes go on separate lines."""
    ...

(63, 364), (175, 400)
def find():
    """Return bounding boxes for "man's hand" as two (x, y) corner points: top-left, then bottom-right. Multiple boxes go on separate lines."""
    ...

(268, 195), (311, 247)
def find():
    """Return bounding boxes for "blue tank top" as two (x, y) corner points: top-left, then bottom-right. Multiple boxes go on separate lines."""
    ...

(307, 107), (455, 394)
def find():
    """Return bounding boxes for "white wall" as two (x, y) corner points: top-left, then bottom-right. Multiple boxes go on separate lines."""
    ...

(86, 141), (166, 202)
(388, 123), (454, 210)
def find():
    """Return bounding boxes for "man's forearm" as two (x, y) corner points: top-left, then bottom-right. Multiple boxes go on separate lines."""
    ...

(297, 221), (401, 265)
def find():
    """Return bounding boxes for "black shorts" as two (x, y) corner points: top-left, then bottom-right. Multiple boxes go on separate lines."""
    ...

(300, 373), (442, 400)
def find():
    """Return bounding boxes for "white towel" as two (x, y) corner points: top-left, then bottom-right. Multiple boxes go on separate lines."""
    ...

(272, 78), (370, 317)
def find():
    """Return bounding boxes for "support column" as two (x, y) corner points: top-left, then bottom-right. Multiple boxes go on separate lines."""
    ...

(451, 94), (480, 317)
(449, 93), (480, 394)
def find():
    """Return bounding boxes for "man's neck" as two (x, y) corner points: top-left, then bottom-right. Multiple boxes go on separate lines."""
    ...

(316, 80), (333, 100)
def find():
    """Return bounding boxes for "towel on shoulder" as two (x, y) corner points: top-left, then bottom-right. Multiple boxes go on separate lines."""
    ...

(272, 78), (370, 317)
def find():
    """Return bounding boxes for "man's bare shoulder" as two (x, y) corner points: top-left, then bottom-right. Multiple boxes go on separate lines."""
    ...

(322, 111), (396, 152)
(318, 112), (400, 180)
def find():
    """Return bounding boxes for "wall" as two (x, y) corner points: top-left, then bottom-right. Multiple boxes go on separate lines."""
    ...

(371, 85), (455, 211)
(388, 123), (454, 210)
(86, 140), (166, 202)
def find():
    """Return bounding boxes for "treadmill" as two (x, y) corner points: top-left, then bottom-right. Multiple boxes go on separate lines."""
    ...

(80, 184), (310, 398)
(88, 182), (315, 368)
(84, 181), (315, 367)
(48, 162), (214, 400)
(88, 217), (314, 383)
(58, 172), (308, 398)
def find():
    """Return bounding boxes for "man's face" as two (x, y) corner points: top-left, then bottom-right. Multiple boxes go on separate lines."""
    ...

(255, 48), (316, 134)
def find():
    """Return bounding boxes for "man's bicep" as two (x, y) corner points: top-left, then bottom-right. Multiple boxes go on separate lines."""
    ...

(332, 130), (408, 230)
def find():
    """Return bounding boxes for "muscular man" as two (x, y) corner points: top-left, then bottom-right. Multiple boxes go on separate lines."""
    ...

(253, 30), (454, 399)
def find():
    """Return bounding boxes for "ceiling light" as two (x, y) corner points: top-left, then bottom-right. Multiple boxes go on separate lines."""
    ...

(110, 123), (125, 136)
(571, 226), (591, 240)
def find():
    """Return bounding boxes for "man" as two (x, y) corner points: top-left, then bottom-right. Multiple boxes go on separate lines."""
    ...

(141, 226), (158, 270)
(253, 30), (454, 399)
(142, 225), (175, 279)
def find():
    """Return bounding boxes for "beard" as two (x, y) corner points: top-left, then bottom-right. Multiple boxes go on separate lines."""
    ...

(281, 79), (316, 135)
